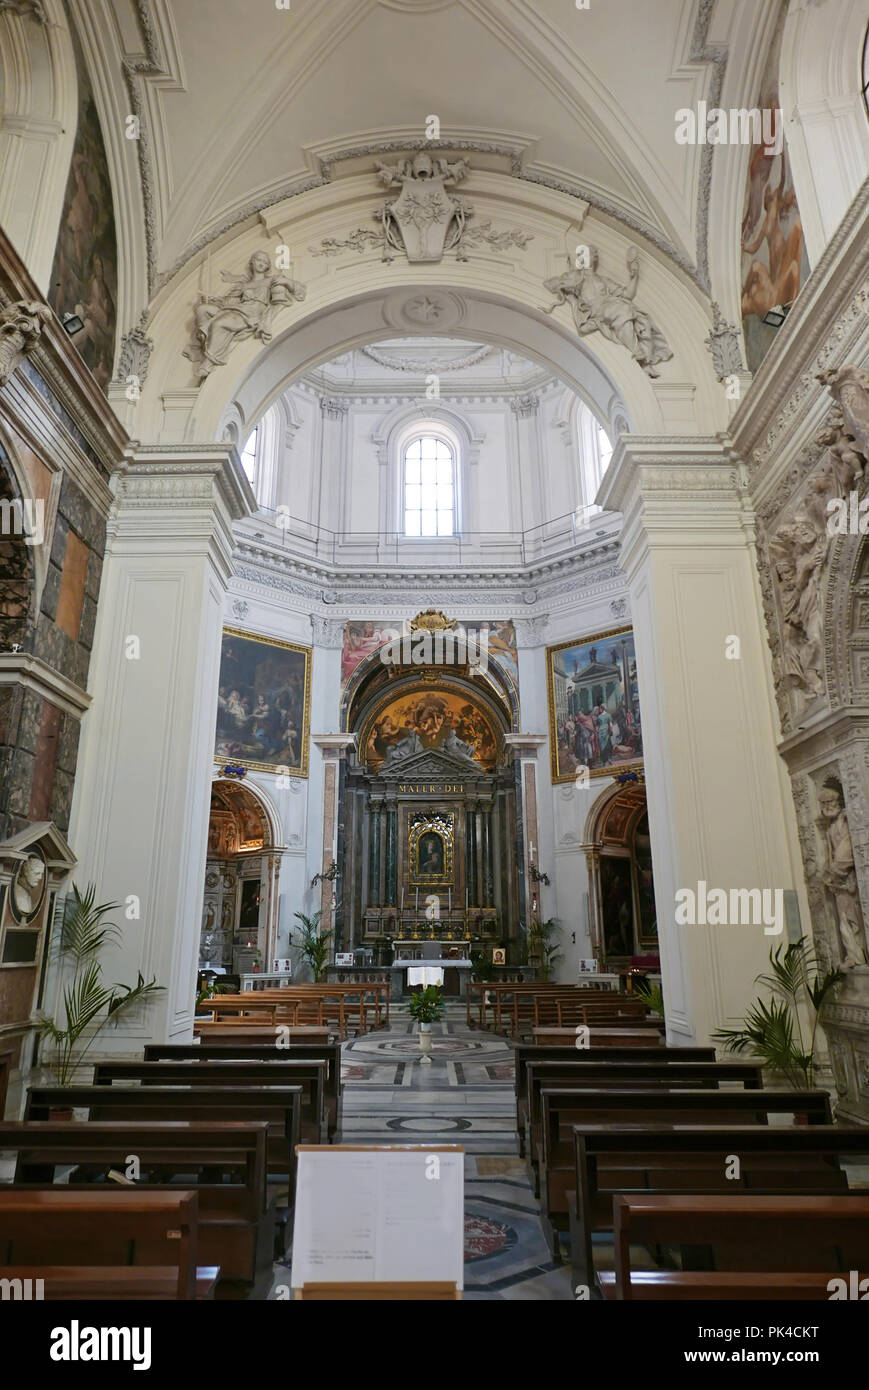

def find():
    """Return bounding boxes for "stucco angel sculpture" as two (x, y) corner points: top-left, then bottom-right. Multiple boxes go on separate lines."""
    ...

(185, 252), (306, 381)
(542, 247), (672, 377)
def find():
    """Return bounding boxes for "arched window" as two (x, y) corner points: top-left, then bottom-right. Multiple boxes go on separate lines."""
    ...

(403, 435), (455, 537)
(240, 428), (258, 486)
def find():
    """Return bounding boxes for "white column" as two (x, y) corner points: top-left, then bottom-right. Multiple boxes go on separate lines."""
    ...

(312, 734), (356, 942)
(598, 440), (807, 1045)
(67, 446), (254, 1046)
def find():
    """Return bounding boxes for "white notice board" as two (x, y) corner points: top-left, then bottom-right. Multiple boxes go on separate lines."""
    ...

(290, 1145), (464, 1290)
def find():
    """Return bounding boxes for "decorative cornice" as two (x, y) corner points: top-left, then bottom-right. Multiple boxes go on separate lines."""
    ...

(360, 344), (492, 373)
(0, 652), (91, 720)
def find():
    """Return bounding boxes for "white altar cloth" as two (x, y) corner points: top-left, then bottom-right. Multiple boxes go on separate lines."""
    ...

(405, 966), (445, 987)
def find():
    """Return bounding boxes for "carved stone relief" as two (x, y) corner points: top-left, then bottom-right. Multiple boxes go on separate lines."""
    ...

(0, 300), (52, 387)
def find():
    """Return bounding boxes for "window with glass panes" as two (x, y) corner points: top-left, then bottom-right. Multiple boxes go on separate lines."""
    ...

(240, 427), (258, 485)
(403, 436), (455, 537)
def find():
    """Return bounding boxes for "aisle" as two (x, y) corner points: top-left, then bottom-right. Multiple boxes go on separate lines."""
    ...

(339, 1005), (573, 1299)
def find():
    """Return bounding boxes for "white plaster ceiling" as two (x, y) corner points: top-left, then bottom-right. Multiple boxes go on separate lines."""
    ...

(115, 0), (773, 279)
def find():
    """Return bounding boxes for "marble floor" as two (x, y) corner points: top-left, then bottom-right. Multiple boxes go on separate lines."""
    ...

(274, 1005), (575, 1300)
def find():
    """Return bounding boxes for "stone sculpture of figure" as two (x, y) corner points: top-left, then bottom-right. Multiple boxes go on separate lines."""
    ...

(12, 853), (46, 920)
(817, 779), (868, 969)
(768, 516), (827, 699)
(381, 728), (423, 766)
(0, 300), (52, 386)
(814, 405), (865, 496)
(542, 247), (673, 378)
(185, 252), (306, 381)
(441, 726), (478, 764)
(817, 366), (869, 464)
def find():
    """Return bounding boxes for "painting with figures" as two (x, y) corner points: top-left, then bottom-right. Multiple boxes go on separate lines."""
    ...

(362, 687), (500, 771)
(546, 625), (642, 783)
(214, 627), (311, 776)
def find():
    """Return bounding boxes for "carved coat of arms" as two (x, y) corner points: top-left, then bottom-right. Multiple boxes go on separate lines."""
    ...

(374, 151), (472, 263)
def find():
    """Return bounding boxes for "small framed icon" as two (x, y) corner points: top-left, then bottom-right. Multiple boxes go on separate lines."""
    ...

(492, 948), (506, 965)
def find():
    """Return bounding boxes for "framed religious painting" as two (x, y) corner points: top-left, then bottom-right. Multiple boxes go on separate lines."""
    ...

(545, 625), (643, 784)
(214, 627), (312, 776)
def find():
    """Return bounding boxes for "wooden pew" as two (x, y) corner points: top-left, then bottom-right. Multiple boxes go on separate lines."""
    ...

(144, 1041), (342, 1139)
(569, 1124), (869, 1287)
(539, 1086), (831, 1254)
(602, 1193), (869, 1299)
(513, 1045), (717, 1155)
(532, 1026), (662, 1047)
(525, 1059), (764, 1175)
(92, 1059), (329, 1144)
(0, 1188), (218, 1299)
(25, 1084), (302, 1212)
(194, 1022), (332, 1045)
(0, 1120), (275, 1298)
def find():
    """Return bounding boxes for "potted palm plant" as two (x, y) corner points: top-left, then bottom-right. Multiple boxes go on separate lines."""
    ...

(527, 917), (562, 981)
(407, 985), (445, 1064)
(712, 936), (843, 1092)
(290, 910), (332, 982)
(35, 883), (163, 1098)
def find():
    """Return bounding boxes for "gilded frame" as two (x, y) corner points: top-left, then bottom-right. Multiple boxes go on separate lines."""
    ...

(214, 626), (312, 777)
(545, 624), (643, 784)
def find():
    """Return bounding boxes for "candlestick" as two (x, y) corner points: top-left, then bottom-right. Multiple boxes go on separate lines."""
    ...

(416, 887), (419, 913)
(448, 886), (452, 912)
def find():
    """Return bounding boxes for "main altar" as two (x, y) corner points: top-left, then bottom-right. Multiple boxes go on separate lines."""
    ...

(336, 652), (526, 964)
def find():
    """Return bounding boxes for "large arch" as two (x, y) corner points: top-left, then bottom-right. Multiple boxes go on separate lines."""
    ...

(120, 167), (729, 446)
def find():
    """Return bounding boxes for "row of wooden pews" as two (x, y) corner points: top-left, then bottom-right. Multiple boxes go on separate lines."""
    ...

(0, 1037), (342, 1300)
(514, 1041), (869, 1299)
(200, 981), (390, 1039)
(469, 981), (663, 1042)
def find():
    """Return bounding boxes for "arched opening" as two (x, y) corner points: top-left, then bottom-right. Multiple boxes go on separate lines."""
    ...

(584, 779), (658, 972)
(200, 778), (281, 981)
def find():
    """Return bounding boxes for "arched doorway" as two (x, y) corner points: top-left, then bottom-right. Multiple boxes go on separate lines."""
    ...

(584, 778), (658, 970)
(200, 778), (281, 976)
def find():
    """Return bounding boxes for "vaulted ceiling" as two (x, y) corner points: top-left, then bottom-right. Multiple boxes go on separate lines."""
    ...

(110, 0), (775, 282)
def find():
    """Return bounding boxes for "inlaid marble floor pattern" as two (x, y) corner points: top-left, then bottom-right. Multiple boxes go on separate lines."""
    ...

(336, 1005), (574, 1299)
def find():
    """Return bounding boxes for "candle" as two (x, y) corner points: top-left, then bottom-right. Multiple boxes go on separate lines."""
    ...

(416, 887), (419, 913)
(448, 886), (452, 912)
(530, 840), (535, 860)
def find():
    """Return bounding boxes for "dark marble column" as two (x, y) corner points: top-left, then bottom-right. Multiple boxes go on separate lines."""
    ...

(368, 799), (382, 906)
(482, 807), (494, 907)
(385, 805), (397, 906)
(465, 807), (478, 907)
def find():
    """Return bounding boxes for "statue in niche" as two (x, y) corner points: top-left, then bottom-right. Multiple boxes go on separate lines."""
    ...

(185, 251), (306, 381)
(817, 778), (867, 970)
(542, 247), (673, 378)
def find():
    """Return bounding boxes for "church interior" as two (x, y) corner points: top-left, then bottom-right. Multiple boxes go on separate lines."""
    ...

(1, 0), (869, 1336)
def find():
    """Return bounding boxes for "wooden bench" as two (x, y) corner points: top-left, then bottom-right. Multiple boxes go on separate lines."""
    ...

(525, 1059), (764, 1175)
(569, 1124), (869, 1287)
(92, 1058), (329, 1144)
(532, 1027), (662, 1047)
(0, 1188), (217, 1299)
(25, 1084), (303, 1214)
(513, 1045), (717, 1155)
(539, 1085), (831, 1254)
(602, 1193), (869, 1299)
(143, 1042), (342, 1140)
(0, 1120), (275, 1299)
(194, 1022), (333, 1045)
